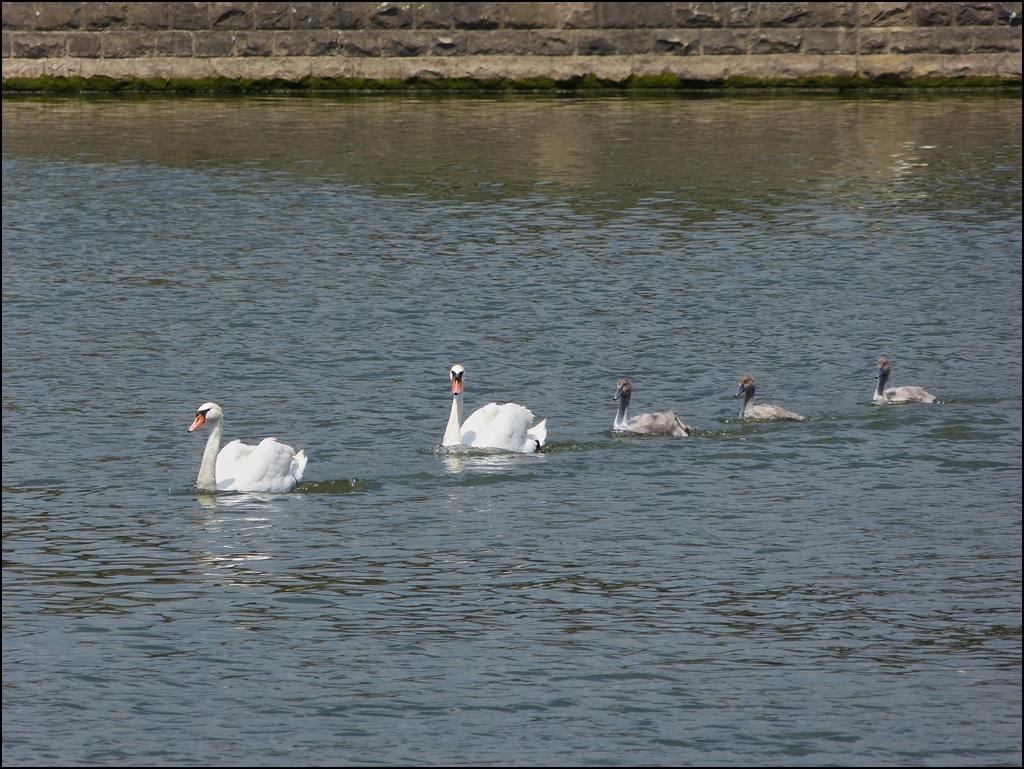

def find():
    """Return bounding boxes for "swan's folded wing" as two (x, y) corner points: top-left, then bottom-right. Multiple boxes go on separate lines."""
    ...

(218, 438), (299, 492)
(459, 402), (503, 445)
(468, 403), (536, 452)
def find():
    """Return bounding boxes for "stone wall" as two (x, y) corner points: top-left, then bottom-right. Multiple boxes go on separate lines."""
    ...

(3, 2), (1022, 88)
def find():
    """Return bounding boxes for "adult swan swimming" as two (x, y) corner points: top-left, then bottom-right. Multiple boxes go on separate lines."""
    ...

(188, 402), (308, 492)
(442, 364), (548, 453)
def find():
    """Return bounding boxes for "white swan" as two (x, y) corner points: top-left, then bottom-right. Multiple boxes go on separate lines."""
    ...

(442, 364), (548, 453)
(188, 402), (307, 492)
(734, 375), (804, 421)
(613, 377), (696, 436)
(874, 357), (935, 403)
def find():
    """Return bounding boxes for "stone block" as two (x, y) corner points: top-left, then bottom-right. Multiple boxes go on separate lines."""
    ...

(370, 2), (412, 29)
(758, 2), (813, 27)
(274, 30), (314, 54)
(725, 2), (756, 28)
(653, 28), (700, 53)
(211, 2), (253, 29)
(631, 2), (674, 28)
(66, 31), (102, 56)
(562, 2), (599, 29)
(811, 2), (857, 27)
(576, 29), (616, 53)
(11, 31), (65, 56)
(33, 3), (81, 31)
(103, 31), (155, 57)
(599, 2), (672, 28)
(857, 27), (891, 52)
(254, 2), (292, 29)
(504, 2), (565, 29)
(454, 2), (500, 29)
(130, 4), (171, 29)
(913, 2), (954, 26)
(676, 3), (723, 28)
(578, 28), (662, 53)
(955, 2), (995, 25)
(997, 3), (1021, 24)
(169, 3), (211, 31)
(154, 30), (194, 55)
(340, 30), (382, 55)
(234, 29), (274, 54)
(889, 26), (970, 52)
(801, 27), (855, 54)
(194, 30), (237, 55)
(82, 2), (129, 30)
(381, 29), (429, 55)
(290, 3), (326, 29)
(972, 25), (1021, 51)
(858, 2), (912, 27)
(3, 3), (37, 31)
(529, 30), (573, 54)
(2, 31), (11, 56)
(750, 27), (801, 53)
(324, 3), (372, 29)
(701, 27), (748, 53)
(414, 3), (453, 29)
(430, 31), (466, 54)
(307, 29), (342, 53)
(466, 29), (530, 54)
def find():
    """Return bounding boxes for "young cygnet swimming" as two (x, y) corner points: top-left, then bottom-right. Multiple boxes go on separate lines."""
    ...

(734, 375), (804, 421)
(873, 357), (935, 403)
(613, 377), (696, 436)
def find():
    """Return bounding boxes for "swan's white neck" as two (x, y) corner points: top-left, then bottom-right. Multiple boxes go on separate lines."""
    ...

(197, 418), (222, 491)
(613, 391), (630, 430)
(443, 392), (463, 446)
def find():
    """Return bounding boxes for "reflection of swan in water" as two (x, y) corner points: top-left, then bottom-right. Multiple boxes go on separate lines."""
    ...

(874, 357), (936, 403)
(734, 375), (804, 421)
(613, 377), (696, 436)
(442, 364), (547, 453)
(188, 402), (307, 492)
(442, 451), (537, 475)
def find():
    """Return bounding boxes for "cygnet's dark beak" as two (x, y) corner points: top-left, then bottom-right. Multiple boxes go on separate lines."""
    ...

(734, 386), (744, 398)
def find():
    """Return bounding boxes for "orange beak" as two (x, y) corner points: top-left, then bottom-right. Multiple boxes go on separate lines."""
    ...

(188, 413), (206, 432)
(451, 377), (462, 395)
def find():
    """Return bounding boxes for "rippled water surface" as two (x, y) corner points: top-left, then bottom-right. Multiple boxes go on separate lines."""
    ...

(3, 95), (1021, 765)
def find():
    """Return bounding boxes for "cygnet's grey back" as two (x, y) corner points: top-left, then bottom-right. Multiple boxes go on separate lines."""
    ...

(735, 374), (804, 421)
(614, 377), (696, 436)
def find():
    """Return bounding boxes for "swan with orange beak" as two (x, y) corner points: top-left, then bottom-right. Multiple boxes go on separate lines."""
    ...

(443, 364), (547, 453)
(189, 402), (307, 492)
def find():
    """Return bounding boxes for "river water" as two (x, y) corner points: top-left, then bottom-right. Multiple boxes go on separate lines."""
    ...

(2, 94), (1021, 765)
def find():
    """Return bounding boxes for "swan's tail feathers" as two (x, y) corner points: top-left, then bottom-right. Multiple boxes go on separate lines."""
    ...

(292, 449), (308, 482)
(527, 418), (548, 450)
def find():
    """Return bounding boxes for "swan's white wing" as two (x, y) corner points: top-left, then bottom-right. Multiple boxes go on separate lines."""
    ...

(459, 402), (503, 446)
(464, 402), (538, 453)
(216, 437), (302, 492)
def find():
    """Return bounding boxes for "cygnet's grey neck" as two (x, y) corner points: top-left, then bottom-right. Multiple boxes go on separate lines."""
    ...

(740, 390), (755, 419)
(614, 390), (631, 430)
(875, 367), (890, 398)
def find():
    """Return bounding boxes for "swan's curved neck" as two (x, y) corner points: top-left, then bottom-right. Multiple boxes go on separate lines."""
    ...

(614, 391), (630, 430)
(740, 390), (755, 418)
(197, 418), (222, 491)
(875, 369), (889, 397)
(443, 392), (463, 446)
